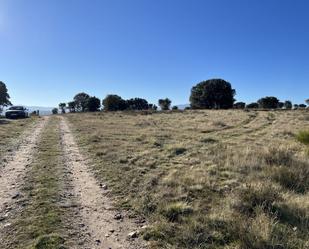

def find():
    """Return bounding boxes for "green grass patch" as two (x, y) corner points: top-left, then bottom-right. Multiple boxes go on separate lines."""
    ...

(296, 130), (309, 145)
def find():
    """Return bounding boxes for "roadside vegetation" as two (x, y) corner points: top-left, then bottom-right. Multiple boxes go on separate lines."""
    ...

(67, 110), (309, 249)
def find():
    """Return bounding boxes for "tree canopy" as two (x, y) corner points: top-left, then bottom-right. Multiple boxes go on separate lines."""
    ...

(190, 79), (235, 109)
(158, 98), (171, 110)
(257, 96), (279, 109)
(0, 81), (12, 110)
(87, 96), (101, 112)
(74, 92), (90, 112)
(126, 98), (149, 110)
(103, 95), (127, 111)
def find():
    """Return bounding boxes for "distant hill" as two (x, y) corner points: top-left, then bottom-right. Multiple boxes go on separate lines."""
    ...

(177, 104), (190, 110)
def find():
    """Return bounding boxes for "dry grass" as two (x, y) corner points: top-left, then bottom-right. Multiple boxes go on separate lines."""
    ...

(67, 110), (309, 249)
(0, 117), (37, 158)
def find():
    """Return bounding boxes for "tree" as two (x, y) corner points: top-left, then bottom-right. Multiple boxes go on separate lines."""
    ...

(293, 104), (299, 109)
(0, 81), (12, 113)
(103, 95), (127, 111)
(257, 96), (279, 109)
(87, 96), (101, 112)
(306, 99), (309, 106)
(190, 79), (235, 109)
(278, 102), (284, 108)
(59, 103), (66, 114)
(284, 100), (292, 109)
(148, 104), (157, 110)
(158, 98), (171, 110)
(246, 102), (259, 109)
(52, 108), (58, 114)
(126, 98), (149, 110)
(234, 102), (246, 109)
(172, 106), (179, 110)
(68, 101), (76, 113)
(74, 92), (90, 112)
(299, 104), (307, 108)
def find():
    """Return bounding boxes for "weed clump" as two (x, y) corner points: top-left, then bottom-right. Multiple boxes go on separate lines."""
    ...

(161, 202), (193, 222)
(272, 163), (309, 193)
(236, 183), (281, 215)
(32, 234), (66, 249)
(296, 130), (309, 145)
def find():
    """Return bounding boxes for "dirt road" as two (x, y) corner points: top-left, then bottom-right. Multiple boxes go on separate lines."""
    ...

(0, 116), (146, 249)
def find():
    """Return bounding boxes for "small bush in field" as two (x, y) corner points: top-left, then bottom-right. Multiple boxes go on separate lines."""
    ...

(263, 147), (294, 166)
(236, 183), (281, 215)
(161, 202), (193, 222)
(272, 163), (309, 193)
(296, 130), (309, 145)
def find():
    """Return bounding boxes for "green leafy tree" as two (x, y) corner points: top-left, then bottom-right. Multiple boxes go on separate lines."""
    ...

(87, 96), (101, 112)
(59, 103), (66, 114)
(103, 94), (127, 111)
(284, 100), (292, 109)
(0, 81), (12, 113)
(74, 92), (90, 112)
(68, 101), (76, 113)
(158, 98), (171, 110)
(190, 79), (235, 109)
(257, 96), (279, 109)
(52, 108), (58, 114)
(126, 98), (149, 110)
(246, 102), (259, 109)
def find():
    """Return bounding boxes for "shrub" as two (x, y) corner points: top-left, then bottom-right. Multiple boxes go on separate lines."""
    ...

(296, 130), (309, 145)
(236, 183), (281, 215)
(160, 202), (193, 222)
(52, 108), (58, 115)
(126, 98), (149, 110)
(272, 163), (309, 193)
(263, 148), (294, 166)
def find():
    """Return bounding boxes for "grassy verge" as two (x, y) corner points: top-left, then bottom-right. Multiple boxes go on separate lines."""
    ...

(4, 117), (73, 249)
(67, 110), (309, 249)
(0, 117), (37, 158)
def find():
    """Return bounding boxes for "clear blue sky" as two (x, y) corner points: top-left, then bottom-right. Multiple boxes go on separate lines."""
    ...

(0, 0), (308, 107)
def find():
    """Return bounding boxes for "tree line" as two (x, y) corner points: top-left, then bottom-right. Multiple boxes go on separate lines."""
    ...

(0, 80), (308, 115)
(53, 93), (174, 114)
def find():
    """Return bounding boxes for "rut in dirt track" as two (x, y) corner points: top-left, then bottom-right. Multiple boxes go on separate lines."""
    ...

(60, 117), (146, 249)
(0, 117), (49, 228)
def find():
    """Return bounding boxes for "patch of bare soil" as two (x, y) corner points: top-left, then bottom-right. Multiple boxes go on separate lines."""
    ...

(0, 117), (49, 241)
(60, 117), (147, 249)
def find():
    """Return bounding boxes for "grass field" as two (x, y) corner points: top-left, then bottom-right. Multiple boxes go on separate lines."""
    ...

(67, 110), (309, 249)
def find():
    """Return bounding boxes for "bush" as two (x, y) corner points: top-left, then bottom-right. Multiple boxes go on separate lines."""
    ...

(272, 163), (309, 193)
(160, 202), (193, 222)
(296, 130), (309, 145)
(52, 108), (58, 115)
(126, 98), (149, 110)
(236, 183), (281, 215)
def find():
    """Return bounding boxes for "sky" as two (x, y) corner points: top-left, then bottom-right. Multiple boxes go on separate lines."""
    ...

(0, 0), (308, 107)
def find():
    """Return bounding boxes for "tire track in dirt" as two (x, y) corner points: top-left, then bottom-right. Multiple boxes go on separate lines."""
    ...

(0, 117), (49, 228)
(60, 117), (146, 249)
